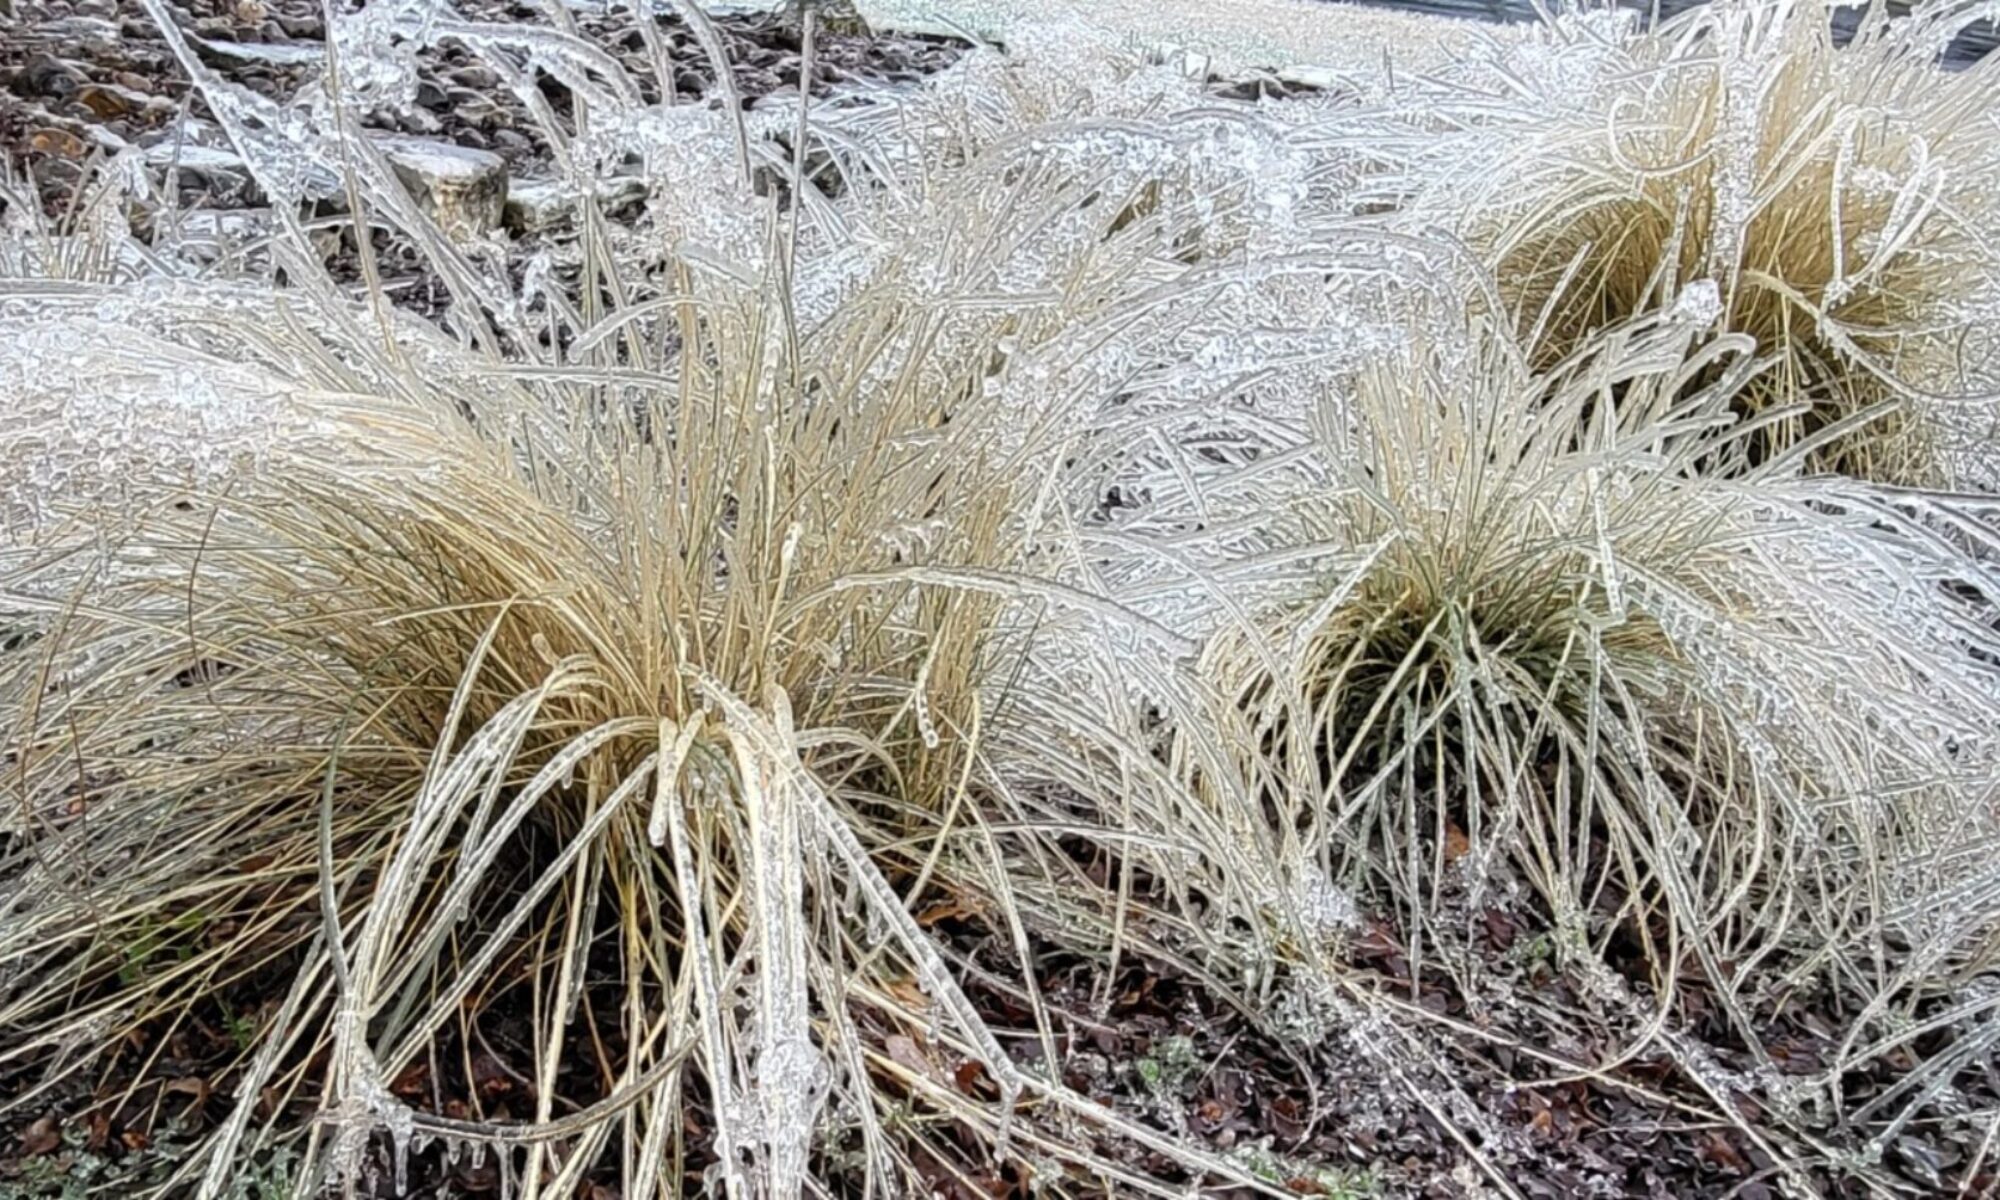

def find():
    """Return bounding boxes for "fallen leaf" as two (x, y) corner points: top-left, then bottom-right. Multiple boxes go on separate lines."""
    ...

(953, 1059), (988, 1097)
(75, 85), (133, 118)
(27, 128), (87, 159)
(917, 897), (980, 926)
(392, 1061), (430, 1097)
(1697, 1131), (1749, 1174)
(85, 1111), (110, 1152)
(885, 1033), (941, 1083)
(883, 976), (932, 1016)
(19, 1114), (60, 1156)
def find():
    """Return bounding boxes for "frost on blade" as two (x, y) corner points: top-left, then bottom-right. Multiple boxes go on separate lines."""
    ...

(314, 0), (441, 123)
(1292, 876), (1360, 937)
(1671, 279), (1723, 327)
(569, 105), (776, 276)
(136, 0), (348, 207)
(702, 683), (829, 1196)
(0, 279), (491, 535)
(0, 306), (284, 529)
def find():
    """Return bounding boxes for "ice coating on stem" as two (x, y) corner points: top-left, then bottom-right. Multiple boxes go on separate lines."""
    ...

(0, 304), (288, 529)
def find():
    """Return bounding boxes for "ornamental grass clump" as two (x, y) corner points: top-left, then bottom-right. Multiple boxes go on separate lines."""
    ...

(0, 61), (1339, 1200)
(1194, 302), (2000, 1130)
(1396, 0), (2000, 485)
(0, 276), (1201, 1198)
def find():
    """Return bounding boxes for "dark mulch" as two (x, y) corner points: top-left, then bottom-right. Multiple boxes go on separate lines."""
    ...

(0, 0), (964, 213)
(0, 0), (968, 330)
(6, 864), (1993, 1197)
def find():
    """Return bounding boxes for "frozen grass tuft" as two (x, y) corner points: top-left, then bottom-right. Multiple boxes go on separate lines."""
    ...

(1188, 301), (2000, 1151)
(0, 37), (1329, 1191)
(1390, 0), (2000, 485)
(0, 276), (1232, 1195)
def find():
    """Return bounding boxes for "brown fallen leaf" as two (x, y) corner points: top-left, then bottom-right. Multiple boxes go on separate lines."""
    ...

(953, 1058), (989, 1097)
(917, 897), (980, 926)
(19, 1114), (61, 1156)
(75, 85), (133, 119)
(1443, 819), (1471, 861)
(27, 129), (87, 159)
(1697, 1131), (1749, 1174)
(885, 1033), (943, 1084)
(392, 1060), (430, 1097)
(883, 975), (932, 1016)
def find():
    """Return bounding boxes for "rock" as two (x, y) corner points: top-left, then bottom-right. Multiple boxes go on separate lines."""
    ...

(396, 107), (444, 137)
(39, 18), (122, 49)
(20, 55), (83, 100)
(373, 135), (508, 241)
(503, 175), (649, 234)
(447, 64), (501, 90)
(488, 128), (533, 158)
(140, 119), (256, 189)
(812, 0), (873, 36)
(190, 36), (326, 67)
(502, 179), (571, 234)
(599, 175), (647, 219)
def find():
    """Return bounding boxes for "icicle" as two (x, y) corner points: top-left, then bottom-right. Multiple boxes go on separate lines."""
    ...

(992, 1077), (1023, 1165)
(389, 1106), (412, 1197)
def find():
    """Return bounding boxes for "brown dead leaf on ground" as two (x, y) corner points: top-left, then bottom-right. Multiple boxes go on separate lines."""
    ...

(18, 1115), (60, 1156)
